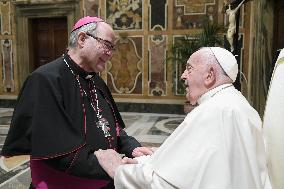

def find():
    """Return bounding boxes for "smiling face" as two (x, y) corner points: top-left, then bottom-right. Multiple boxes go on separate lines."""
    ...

(80, 22), (116, 72)
(180, 50), (210, 105)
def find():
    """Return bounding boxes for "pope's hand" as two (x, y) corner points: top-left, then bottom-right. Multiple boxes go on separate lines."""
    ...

(132, 146), (155, 157)
(94, 149), (122, 178)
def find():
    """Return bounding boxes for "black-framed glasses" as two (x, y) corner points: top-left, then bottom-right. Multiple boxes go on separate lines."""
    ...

(86, 32), (116, 52)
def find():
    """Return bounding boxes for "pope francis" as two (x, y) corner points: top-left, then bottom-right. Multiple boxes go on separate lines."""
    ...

(95, 47), (271, 189)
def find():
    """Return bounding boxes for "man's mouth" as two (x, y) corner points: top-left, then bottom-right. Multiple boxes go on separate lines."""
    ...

(184, 83), (189, 93)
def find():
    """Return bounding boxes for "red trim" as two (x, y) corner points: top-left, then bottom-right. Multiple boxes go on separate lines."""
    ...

(65, 149), (80, 173)
(31, 143), (86, 160)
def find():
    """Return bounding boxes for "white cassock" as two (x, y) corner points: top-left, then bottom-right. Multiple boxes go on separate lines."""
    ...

(114, 84), (271, 189)
(263, 49), (284, 189)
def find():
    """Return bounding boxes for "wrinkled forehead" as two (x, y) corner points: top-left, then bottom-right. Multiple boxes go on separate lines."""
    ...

(96, 22), (115, 37)
(96, 22), (113, 32)
(187, 50), (205, 67)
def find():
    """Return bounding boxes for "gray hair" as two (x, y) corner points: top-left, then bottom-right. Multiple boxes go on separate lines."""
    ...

(68, 22), (99, 49)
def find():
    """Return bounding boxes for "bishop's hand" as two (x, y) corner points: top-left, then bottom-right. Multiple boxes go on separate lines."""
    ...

(94, 149), (122, 179)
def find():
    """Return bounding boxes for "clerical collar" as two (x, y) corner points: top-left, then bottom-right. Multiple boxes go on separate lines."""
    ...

(63, 53), (96, 80)
(197, 83), (233, 105)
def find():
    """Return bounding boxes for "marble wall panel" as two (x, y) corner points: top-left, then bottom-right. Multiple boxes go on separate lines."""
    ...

(1, 39), (14, 93)
(149, 0), (167, 30)
(148, 35), (167, 96)
(107, 36), (143, 94)
(0, 1), (11, 35)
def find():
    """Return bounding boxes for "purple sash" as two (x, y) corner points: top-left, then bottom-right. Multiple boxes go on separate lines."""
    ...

(30, 160), (110, 189)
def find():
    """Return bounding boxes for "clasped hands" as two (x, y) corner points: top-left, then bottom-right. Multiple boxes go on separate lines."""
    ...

(94, 147), (154, 178)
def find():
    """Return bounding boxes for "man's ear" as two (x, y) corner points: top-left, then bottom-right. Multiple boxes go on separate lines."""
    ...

(205, 67), (216, 87)
(77, 32), (86, 48)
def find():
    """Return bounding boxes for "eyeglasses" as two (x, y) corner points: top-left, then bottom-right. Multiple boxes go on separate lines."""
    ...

(86, 32), (116, 52)
(186, 64), (194, 73)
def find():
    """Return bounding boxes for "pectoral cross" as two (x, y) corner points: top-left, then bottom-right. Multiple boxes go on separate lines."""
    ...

(96, 117), (111, 137)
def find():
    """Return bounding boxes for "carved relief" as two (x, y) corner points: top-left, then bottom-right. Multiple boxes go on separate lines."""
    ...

(106, 0), (143, 30)
(224, 2), (244, 30)
(148, 35), (167, 96)
(1, 39), (14, 92)
(107, 37), (142, 94)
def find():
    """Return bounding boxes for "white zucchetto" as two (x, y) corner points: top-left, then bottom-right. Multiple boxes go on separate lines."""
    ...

(210, 47), (238, 82)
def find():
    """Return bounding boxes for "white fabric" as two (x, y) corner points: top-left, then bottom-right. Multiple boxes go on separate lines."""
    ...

(115, 163), (177, 189)
(115, 84), (270, 189)
(263, 49), (284, 189)
(210, 47), (238, 82)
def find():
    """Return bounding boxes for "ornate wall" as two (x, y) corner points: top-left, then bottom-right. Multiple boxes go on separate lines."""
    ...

(81, 0), (252, 105)
(0, 1), (17, 97)
(0, 0), (254, 109)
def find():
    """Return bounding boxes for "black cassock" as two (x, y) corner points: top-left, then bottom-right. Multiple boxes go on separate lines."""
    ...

(1, 53), (141, 181)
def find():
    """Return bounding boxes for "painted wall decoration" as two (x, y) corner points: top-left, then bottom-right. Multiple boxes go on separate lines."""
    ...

(106, 0), (143, 30)
(148, 35), (167, 96)
(149, 0), (167, 30)
(107, 36), (142, 94)
(173, 0), (217, 29)
(84, 0), (100, 17)
(1, 39), (14, 92)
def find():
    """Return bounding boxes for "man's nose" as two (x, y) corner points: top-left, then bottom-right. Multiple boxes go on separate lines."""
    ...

(181, 70), (186, 80)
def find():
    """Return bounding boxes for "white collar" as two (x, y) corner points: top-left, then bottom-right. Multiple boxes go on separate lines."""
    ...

(197, 83), (233, 105)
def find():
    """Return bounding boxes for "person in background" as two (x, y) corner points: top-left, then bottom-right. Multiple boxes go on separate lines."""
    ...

(1, 16), (152, 189)
(95, 47), (271, 189)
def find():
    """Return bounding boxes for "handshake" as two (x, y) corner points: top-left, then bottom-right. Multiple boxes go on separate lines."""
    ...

(94, 147), (155, 178)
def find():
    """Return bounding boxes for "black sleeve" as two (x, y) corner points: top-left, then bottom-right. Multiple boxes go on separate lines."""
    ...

(44, 130), (141, 178)
(2, 71), (85, 158)
(44, 145), (110, 179)
(117, 129), (141, 158)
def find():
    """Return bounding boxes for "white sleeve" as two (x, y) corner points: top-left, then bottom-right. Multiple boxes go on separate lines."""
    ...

(134, 155), (151, 164)
(114, 163), (177, 189)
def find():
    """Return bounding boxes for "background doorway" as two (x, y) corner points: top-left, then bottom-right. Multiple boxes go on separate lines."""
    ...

(30, 17), (68, 70)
